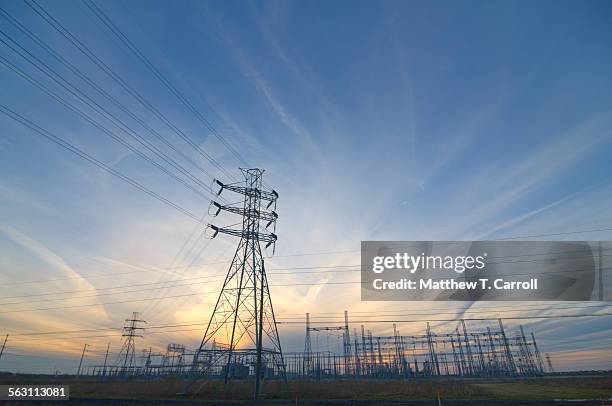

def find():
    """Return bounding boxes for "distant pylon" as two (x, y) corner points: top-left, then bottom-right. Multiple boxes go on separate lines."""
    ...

(343, 311), (352, 376)
(116, 312), (146, 375)
(102, 342), (110, 376)
(76, 343), (89, 376)
(192, 168), (285, 399)
(545, 353), (554, 373)
(0, 334), (8, 363)
(304, 313), (312, 376)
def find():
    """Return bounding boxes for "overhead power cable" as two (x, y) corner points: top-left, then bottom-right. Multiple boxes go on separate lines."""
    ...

(495, 227), (612, 239)
(141, 236), (217, 320)
(0, 6), (220, 186)
(0, 47), (213, 200)
(0, 242), (609, 291)
(274, 304), (612, 319)
(2, 243), (610, 297)
(3, 258), (608, 306)
(83, 0), (248, 169)
(0, 27), (221, 198)
(0, 6), (220, 311)
(1, 273), (611, 314)
(1, 245), (611, 289)
(139, 218), (209, 318)
(6, 312), (612, 343)
(24, 0), (236, 181)
(0, 104), (202, 222)
(276, 313), (612, 324)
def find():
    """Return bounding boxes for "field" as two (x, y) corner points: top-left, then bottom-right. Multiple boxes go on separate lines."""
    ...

(1, 374), (611, 404)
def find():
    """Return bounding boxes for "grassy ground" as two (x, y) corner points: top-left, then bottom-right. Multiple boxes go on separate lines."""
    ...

(187, 379), (486, 401)
(0, 375), (610, 402)
(472, 377), (612, 401)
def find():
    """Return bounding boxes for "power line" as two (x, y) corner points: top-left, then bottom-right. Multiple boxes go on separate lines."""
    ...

(280, 302), (612, 316)
(24, 0), (236, 182)
(0, 265), (364, 299)
(0, 264), (353, 289)
(8, 327), (121, 337)
(141, 236), (219, 320)
(276, 313), (612, 324)
(0, 267), (182, 287)
(2, 248), (609, 301)
(0, 281), (364, 314)
(2, 273), (610, 314)
(1, 247), (610, 291)
(176, 243), (612, 269)
(0, 258), (334, 287)
(6, 310), (612, 340)
(82, 0), (248, 169)
(140, 223), (210, 319)
(0, 27), (220, 198)
(0, 6), (221, 187)
(0, 46), (214, 201)
(272, 249), (360, 258)
(0, 104), (202, 222)
(495, 228), (612, 240)
(0, 262), (599, 305)
(0, 279), (220, 306)
(274, 304), (612, 320)
(1, 242), (610, 288)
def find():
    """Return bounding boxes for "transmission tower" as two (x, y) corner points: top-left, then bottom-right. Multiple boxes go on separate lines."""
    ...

(304, 313), (313, 376)
(116, 312), (146, 375)
(192, 168), (285, 399)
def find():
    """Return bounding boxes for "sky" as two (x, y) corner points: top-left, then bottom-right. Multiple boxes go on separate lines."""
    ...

(0, 0), (611, 374)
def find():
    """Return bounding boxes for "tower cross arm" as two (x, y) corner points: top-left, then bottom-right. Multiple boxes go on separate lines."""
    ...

(214, 180), (278, 204)
(208, 225), (277, 244)
(211, 202), (278, 224)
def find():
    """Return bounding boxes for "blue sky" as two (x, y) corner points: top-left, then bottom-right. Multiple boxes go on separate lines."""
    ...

(0, 0), (611, 373)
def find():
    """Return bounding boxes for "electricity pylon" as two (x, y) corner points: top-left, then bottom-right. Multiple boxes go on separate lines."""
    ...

(192, 168), (285, 399)
(116, 312), (146, 375)
(304, 313), (313, 376)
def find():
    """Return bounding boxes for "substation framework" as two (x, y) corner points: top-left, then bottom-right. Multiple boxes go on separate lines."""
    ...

(90, 312), (549, 380)
(291, 315), (546, 379)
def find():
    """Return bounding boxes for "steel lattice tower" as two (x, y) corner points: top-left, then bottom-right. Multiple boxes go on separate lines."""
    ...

(303, 313), (313, 376)
(116, 312), (146, 375)
(192, 168), (285, 398)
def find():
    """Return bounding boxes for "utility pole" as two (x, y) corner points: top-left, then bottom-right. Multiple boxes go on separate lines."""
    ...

(0, 334), (8, 363)
(102, 342), (110, 376)
(545, 353), (554, 373)
(343, 310), (352, 376)
(599, 241), (603, 301)
(530, 332), (545, 374)
(426, 322), (440, 376)
(498, 319), (516, 375)
(145, 347), (152, 375)
(361, 325), (368, 375)
(461, 320), (475, 376)
(353, 330), (361, 377)
(77, 343), (89, 376)
(486, 326), (497, 374)
(191, 169), (284, 400)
